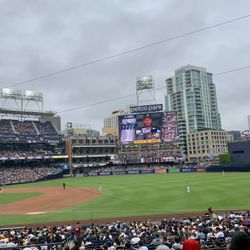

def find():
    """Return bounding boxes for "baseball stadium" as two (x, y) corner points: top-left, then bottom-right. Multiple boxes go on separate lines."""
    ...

(0, 89), (250, 250)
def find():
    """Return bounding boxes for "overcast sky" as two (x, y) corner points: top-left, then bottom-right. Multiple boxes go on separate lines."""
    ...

(0, 0), (249, 132)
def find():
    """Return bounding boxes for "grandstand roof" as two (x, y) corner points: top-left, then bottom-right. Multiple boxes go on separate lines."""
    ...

(0, 108), (56, 119)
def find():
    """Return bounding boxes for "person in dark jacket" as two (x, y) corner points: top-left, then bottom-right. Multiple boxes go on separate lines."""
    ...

(229, 230), (250, 250)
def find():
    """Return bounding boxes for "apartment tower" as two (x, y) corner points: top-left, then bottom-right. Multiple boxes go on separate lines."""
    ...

(165, 65), (222, 153)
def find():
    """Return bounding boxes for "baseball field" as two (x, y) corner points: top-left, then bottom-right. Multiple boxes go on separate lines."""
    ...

(0, 172), (249, 227)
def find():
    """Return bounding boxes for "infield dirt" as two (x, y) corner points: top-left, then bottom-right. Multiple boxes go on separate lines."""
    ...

(0, 186), (100, 215)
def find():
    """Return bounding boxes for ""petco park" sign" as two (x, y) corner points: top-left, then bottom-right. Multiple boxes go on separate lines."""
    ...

(130, 104), (163, 114)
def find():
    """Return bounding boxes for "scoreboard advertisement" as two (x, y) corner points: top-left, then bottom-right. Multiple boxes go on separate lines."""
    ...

(119, 111), (178, 144)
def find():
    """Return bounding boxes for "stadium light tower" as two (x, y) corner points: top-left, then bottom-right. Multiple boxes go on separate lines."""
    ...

(136, 75), (156, 106)
(0, 88), (43, 112)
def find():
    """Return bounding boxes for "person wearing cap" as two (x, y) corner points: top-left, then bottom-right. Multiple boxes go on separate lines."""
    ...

(136, 114), (161, 140)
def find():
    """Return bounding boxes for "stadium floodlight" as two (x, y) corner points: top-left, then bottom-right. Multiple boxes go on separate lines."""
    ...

(0, 88), (44, 113)
(136, 76), (154, 90)
(24, 90), (34, 97)
(22, 90), (43, 101)
(136, 75), (156, 105)
(1, 88), (12, 96)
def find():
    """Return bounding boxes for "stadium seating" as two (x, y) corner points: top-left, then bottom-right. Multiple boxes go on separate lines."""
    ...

(0, 211), (249, 249)
(0, 166), (63, 185)
(0, 119), (61, 143)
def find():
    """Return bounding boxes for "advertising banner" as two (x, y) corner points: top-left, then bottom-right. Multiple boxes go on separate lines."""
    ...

(130, 104), (163, 114)
(140, 169), (154, 174)
(161, 112), (179, 143)
(127, 170), (140, 174)
(133, 139), (161, 144)
(99, 172), (111, 176)
(196, 168), (207, 172)
(0, 157), (8, 160)
(154, 168), (167, 174)
(52, 155), (68, 159)
(119, 115), (137, 144)
(181, 168), (197, 173)
(44, 156), (52, 159)
(168, 167), (180, 173)
(88, 172), (98, 176)
(112, 171), (126, 175)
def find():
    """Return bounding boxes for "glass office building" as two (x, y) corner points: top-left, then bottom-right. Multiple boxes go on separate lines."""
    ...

(165, 65), (222, 153)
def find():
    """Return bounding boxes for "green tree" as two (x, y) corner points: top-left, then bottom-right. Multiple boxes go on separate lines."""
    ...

(219, 153), (231, 163)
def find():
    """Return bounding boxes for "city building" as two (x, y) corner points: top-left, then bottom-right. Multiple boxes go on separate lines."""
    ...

(64, 122), (100, 137)
(102, 105), (133, 136)
(187, 129), (233, 162)
(165, 65), (222, 155)
(227, 131), (242, 141)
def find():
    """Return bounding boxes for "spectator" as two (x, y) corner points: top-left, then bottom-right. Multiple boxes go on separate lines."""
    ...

(229, 230), (250, 250)
(183, 238), (201, 250)
(73, 222), (82, 242)
(0, 165), (62, 185)
(1, 211), (250, 249)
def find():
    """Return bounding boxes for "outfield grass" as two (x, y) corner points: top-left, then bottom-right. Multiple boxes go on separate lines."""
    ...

(0, 172), (249, 226)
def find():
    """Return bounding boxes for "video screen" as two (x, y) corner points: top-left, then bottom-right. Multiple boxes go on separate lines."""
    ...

(119, 112), (178, 144)
(161, 112), (179, 143)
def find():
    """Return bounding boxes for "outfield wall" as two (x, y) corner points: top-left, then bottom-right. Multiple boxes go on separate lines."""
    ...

(86, 165), (250, 177)
(207, 165), (250, 172)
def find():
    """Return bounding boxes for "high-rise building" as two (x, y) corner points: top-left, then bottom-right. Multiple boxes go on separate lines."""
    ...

(165, 65), (222, 153)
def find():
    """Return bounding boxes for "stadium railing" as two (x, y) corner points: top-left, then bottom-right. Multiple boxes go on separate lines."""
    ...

(0, 241), (67, 250)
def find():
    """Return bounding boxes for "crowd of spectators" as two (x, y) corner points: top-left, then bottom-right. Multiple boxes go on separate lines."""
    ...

(115, 151), (184, 165)
(87, 166), (155, 175)
(0, 166), (62, 185)
(0, 120), (13, 134)
(0, 211), (250, 249)
(0, 120), (19, 142)
(34, 121), (59, 135)
(0, 119), (60, 143)
(12, 120), (38, 135)
(0, 225), (70, 249)
(0, 147), (62, 159)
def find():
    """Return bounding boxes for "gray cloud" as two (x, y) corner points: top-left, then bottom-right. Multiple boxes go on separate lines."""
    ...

(0, 0), (249, 132)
